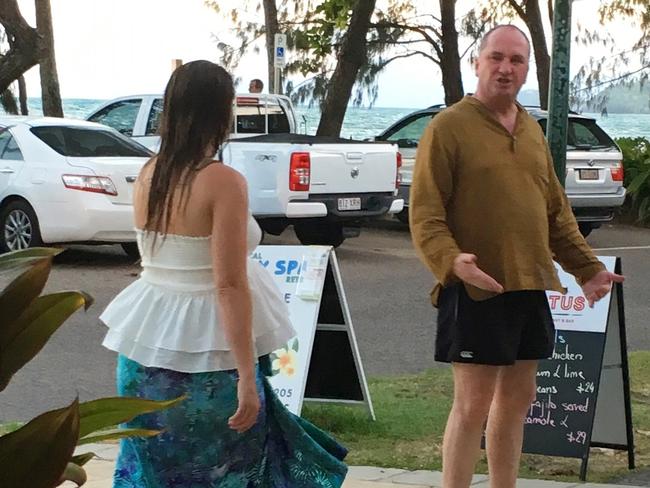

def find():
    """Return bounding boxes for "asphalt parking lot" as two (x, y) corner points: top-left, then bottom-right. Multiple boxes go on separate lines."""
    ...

(1, 220), (648, 422)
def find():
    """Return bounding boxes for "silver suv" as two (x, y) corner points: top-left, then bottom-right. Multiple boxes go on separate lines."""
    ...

(376, 105), (626, 236)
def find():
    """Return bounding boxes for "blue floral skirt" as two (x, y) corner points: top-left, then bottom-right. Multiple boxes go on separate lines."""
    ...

(113, 355), (348, 487)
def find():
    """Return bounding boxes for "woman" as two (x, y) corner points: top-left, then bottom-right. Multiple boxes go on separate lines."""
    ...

(100, 60), (347, 487)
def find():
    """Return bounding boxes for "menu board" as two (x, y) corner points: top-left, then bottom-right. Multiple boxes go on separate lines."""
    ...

(524, 330), (606, 458)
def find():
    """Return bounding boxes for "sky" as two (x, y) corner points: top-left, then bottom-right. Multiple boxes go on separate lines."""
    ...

(15, 0), (643, 109)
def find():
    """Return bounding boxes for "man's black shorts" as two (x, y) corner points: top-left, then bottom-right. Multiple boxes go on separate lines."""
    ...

(435, 283), (556, 365)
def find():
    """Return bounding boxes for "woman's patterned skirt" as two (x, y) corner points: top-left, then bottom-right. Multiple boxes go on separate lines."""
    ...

(113, 355), (348, 487)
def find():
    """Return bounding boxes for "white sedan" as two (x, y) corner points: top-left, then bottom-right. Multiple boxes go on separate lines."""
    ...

(0, 116), (151, 256)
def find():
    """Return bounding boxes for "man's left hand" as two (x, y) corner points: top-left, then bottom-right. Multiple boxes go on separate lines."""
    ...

(581, 270), (625, 308)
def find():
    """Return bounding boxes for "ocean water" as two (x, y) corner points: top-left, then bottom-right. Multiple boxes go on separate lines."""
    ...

(22, 98), (650, 141)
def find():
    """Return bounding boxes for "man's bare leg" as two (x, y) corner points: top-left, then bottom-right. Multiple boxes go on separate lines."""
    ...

(485, 360), (538, 488)
(442, 363), (499, 488)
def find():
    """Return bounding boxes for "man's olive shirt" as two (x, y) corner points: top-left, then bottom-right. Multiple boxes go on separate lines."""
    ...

(410, 96), (604, 305)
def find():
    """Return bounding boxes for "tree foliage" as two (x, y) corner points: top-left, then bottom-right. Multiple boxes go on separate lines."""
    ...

(207, 0), (487, 109)
(571, 0), (650, 112)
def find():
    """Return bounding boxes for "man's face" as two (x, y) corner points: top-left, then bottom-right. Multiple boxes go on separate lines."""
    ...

(475, 28), (530, 102)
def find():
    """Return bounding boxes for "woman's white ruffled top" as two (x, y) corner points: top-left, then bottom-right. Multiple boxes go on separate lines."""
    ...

(100, 216), (296, 373)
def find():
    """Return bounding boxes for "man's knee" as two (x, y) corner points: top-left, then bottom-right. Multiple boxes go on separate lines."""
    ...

(494, 383), (537, 413)
(452, 391), (493, 424)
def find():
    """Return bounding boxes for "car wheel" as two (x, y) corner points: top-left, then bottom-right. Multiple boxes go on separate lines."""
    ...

(0, 200), (43, 253)
(121, 242), (140, 259)
(578, 222), (594, 238)
(294, 222), (345, 248)
(395, 208), (409, 225)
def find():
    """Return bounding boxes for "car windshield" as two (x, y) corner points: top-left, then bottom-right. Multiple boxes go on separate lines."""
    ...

(31, 126), (152, 157)
(537, 118), (617, 151)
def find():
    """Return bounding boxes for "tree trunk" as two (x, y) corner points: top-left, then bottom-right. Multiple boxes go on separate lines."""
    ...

(439, 0), (464, 105)
(262, 0), (279, 94)
(8, 34), (29, 115)
(1, 89), (18, 114)
(17, 75), (27, 114)
(522, 0), (551, 109)
(0, 1), (41, 94)
(35, 0), (63, 117)
(316, 0), (376, 136)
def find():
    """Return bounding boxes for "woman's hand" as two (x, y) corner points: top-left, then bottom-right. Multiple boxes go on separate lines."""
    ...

(228, 376), (260, 433)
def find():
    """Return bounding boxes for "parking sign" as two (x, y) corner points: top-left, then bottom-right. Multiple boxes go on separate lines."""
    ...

(274, 33), (286, 68)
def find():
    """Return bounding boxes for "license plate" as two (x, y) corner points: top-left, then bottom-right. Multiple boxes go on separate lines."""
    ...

(579, 169), (599, 180)
(337, 197), (361, 211)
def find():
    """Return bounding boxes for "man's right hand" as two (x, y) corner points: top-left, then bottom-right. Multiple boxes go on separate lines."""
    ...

(452, 253), (504, 293)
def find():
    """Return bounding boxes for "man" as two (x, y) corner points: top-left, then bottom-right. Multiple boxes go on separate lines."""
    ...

(410, 25), (624, 488)
(249, 78), (264, 93)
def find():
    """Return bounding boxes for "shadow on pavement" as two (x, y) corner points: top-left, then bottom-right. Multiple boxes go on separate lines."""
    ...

(53, 245), (137, 267)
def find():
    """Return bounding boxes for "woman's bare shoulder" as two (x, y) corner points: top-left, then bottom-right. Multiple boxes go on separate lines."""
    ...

(199, 162), (245, 184)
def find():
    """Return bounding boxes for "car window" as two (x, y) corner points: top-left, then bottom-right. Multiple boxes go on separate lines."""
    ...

(235, 99), (291, 134)
(0, 130), (12, 156)
(1, 135), (23, 160)
(536, 118), (617, 150)
(382, 113), (433, 147)
(87, 99), (142, 136)
(146, 98), (163, 136)
(31, 126), (152, 157)
(568, 119), (616, 149)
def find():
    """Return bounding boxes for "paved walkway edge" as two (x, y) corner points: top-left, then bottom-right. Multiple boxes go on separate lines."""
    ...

(59, 444), (647, 488)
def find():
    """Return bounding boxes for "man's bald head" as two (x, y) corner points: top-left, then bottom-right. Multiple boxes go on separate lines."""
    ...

(479, 24), (531, 59)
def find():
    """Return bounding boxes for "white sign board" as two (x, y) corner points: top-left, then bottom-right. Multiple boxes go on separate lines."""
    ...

(274, 33), (287, 68)
(251, 245), (330, 413)
(547, 256), (616, 333)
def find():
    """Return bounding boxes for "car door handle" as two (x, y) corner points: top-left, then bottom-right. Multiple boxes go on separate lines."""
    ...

(0, 167), (14, 174)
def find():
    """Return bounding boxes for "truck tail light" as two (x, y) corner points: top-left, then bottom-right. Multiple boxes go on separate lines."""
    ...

(62, 174), (118, 196)
(611, 161), (624, 182)
(289, 152), (310, 191)
(396, 152), (402, 189)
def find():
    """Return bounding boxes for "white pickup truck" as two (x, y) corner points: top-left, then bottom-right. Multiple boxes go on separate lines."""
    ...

(87, 94), (403, 246)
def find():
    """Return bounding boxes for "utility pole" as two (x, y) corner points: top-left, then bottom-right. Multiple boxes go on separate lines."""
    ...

(546, 0), (572, 186)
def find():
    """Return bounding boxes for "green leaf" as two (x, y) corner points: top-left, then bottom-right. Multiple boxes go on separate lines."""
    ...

(78, 427), (163, 445)
(637, 196), (650, 222)
(60, 462), (87, 486)
(70, 452), (95, 466)
(78, 396), (185, 438)
(0, 291), (93, 392)
(627, 169), (650, 194)
(292, 338), (300, 352)
(0, 247), (62, 272)
(0, 398), (79, 488)
(0, 257), (52, 336)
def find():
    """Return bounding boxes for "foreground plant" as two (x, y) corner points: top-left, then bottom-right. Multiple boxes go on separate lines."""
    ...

(0, 248), (184, 487)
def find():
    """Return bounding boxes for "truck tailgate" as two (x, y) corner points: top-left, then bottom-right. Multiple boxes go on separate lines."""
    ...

(307, 144), (398, 194)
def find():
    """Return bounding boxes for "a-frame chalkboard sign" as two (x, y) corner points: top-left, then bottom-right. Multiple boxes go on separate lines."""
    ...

(522, 256), (634, 481)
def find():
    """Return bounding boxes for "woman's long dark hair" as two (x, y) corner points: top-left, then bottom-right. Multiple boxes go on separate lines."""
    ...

(144, 60), (235, 237)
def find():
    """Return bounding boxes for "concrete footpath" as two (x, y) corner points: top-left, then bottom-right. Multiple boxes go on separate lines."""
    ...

(59, 443), (646, 488)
